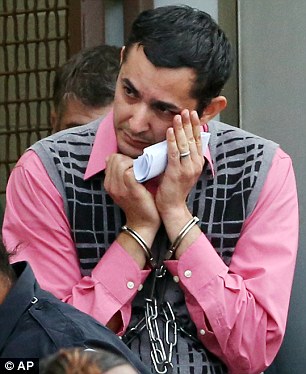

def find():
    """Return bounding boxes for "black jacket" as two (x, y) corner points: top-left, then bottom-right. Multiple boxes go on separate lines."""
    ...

(0, 262), (150, 373)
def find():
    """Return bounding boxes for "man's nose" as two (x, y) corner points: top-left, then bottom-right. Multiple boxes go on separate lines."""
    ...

(128, 103), (150, 133)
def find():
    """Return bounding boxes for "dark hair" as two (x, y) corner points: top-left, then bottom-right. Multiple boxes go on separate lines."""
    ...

(53, 44), (121, 112)
(0, 239), (16, 284)
(124, 5), (233, 114)
(40, 348), (136, 374)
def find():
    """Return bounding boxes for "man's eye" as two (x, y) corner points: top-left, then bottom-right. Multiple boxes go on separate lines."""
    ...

(158, 106), (176, 116)
(162, 108), (172, 115)
(123, 86), (135, 97)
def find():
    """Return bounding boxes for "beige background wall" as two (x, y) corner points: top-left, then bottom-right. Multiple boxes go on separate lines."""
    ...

(238, 1), (306, 372)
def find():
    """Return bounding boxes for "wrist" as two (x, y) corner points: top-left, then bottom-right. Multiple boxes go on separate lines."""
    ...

(121, 226), (156, 268)
(117, 232), (147, 269)
(163, 216), (200, 260)
(159, 205), (190, 224)
(124, 223), (160, 245)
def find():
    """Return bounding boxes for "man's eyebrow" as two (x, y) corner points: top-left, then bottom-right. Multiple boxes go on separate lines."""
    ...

(122, 77), (181, 112)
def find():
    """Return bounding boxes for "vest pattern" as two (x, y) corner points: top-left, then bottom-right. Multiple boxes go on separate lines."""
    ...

(31, 119), (277, 373)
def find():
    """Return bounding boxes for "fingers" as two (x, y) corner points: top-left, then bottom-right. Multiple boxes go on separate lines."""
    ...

(170, 109), (202, 163)
(123, 167), (140, 193)
(190, 111), (203, 156)
(104, 154), (134, 193)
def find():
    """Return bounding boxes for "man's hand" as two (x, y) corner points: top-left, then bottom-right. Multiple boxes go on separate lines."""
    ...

(104, 153), (160, 267)
(156, 109), (205, 216)
(155, 109), (204, 258)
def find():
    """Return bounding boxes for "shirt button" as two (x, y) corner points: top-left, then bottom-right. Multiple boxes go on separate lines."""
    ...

(199, 329), (205, 336)
(127, 281), (135, 289)
(184, 270), (192, 278)
(173, 275), (180, 283)
(138, 284), (143, 291)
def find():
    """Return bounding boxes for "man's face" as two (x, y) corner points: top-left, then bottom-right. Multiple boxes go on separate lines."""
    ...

(113, 45), (198, 158)
(51, 97), (113, 132)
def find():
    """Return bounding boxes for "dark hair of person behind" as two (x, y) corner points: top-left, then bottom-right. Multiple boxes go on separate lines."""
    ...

(53, 44), (121, 111)
(124, 5), (233, 114)
(0, 239), (16, 283)
(40, 348), (134, 374)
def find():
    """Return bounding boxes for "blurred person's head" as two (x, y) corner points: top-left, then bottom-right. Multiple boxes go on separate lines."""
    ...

(39, 347), (138, 374)
(51, 45), (121, 132)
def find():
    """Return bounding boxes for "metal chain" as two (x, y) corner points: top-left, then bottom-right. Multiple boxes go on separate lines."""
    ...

(144, 298), (177, 373)
(123, 266), (179, 373)
(163, 301), (178, 367)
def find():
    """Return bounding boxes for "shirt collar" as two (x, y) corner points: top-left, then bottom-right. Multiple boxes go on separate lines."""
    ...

(84, 111), (117, 180)
(84, 110), (214, 180)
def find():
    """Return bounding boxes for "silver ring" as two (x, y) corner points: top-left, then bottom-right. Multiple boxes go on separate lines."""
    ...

(180, 150), (191, 158)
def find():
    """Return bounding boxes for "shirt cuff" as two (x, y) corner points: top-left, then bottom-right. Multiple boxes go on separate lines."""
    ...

(92, 242), (151, 305)
(165, 233), (228, 294)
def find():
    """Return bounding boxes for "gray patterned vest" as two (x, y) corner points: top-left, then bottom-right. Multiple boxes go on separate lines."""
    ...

(31, 118), (278, 373)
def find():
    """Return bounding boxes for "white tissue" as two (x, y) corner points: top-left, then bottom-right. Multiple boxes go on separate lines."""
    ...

(133, 132), (211, 183)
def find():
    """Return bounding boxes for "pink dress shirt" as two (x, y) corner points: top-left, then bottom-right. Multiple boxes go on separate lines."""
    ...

(2, 112), (299, 373)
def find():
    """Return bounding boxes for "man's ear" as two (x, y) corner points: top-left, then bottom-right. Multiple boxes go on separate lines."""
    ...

(200, 96), (227, 123)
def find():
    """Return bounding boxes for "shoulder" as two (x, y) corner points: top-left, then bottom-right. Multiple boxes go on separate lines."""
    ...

(267, 146), (295, 183)
(52, 118), (102, 140)
(12, 149), (46, 174)
(208, 120), (278, 147)
(208, 120), (279, 166)
(273, 146), (292, 162)
(31, 117), (103, 153)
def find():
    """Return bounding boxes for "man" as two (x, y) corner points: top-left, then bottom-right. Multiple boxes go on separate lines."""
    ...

(51, 44), (120, 132)
(3, 6), (298, 373)
(0, 240), (150, 374)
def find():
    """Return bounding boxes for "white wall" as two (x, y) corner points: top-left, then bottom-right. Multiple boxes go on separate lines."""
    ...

(104, 0), (124, 47)
(238, 1), (306, 372)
